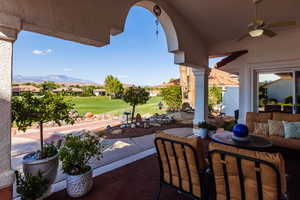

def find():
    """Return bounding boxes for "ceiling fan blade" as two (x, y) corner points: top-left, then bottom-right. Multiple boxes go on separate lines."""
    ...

(237, 33), (250, 42)
(268, 21), (296, 28)
(263, 29), (277, 37)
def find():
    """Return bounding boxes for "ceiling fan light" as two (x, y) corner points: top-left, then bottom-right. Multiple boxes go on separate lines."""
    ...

(249, 29), (264, 37)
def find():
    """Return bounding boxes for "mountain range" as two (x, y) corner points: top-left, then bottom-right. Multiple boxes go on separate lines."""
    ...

(13, 74), (95, 84)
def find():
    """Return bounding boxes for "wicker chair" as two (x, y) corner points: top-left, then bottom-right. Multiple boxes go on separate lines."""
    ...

(208, 142), (287, 200)
(154, 132), (209, 200)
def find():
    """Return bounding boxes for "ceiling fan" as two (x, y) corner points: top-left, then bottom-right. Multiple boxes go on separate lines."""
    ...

(237, 0), (297, 41)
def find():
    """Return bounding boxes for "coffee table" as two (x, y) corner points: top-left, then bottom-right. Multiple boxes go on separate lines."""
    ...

(211, 131), (272, 151)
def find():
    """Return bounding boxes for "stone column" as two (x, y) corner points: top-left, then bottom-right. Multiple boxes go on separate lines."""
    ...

(0, 16), (20, 199)
(192, 68), (208, 135)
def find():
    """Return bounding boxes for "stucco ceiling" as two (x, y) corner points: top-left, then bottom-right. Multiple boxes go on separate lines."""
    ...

(166, 0), (300, 46)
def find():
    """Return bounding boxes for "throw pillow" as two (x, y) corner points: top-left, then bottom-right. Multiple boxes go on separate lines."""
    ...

(268, 120), (285, 137)
(283, 122), (300, 139)
(253, 122), (269, 136)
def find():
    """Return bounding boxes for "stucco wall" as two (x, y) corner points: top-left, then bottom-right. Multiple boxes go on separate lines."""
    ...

(264, 79), (293, 103)
(222, 86), (239, 117)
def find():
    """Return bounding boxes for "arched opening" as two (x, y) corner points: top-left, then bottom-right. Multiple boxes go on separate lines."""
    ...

(11, 4), (186, 196)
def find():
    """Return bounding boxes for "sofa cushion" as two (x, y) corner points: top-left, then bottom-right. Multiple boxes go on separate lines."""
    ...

(246, 112), (272, 132)
(268, 120), (285, 137)
(283, 121), (300, 139)
(272, 112), (300, 122)
(253, 122), (269, 136)
(209, 142), (286, 200)
(155, 132), (207, 198)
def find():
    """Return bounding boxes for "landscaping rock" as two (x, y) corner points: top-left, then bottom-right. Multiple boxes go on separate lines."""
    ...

(150, 123), (161, 127)
(168, 112), (194, 124)
(111, 129), (122, 135)
(85, 112), (94, 119)
(136, 113), (143, 123)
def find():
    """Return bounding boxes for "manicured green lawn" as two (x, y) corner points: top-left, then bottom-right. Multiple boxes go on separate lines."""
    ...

(71, 96), (165, 116)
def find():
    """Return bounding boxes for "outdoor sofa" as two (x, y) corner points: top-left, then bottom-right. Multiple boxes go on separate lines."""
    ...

(246, 112), (300, 150)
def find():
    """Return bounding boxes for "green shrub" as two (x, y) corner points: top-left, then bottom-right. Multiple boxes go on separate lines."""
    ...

(268, 98), (278, 104)
(161, 85), (182, 111)
(15, 170), (49, 200)
(221, 120), (237, 131)
(208, 86), (222, 113)
(59, 134), (102, 175)
(198, 122), (217, 131)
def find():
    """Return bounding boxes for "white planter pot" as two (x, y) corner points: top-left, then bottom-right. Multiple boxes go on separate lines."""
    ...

(23, 153), (59, 186)
(66, 167), (93, 198)
(199, 128), (208, 138)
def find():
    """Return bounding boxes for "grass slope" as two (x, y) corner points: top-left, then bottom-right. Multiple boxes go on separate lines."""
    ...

(71, 96), (164, 116)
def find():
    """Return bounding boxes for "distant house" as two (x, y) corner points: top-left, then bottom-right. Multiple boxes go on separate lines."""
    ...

(149, 89), (161, 97)
(93, 89), (106, 96)
(12, 85), (41, 96)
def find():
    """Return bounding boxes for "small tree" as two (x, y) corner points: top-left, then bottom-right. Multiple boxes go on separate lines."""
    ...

(104, 75), (124, 99)
(208, 85), (222, 113)
(12, 91), (75, 156)
(161, 85), (182, 111)
(123, 86), (150, 122)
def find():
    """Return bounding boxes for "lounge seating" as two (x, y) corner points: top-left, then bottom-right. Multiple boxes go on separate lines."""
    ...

(246, 112), (300, 150)
(154, 132), (208, 200)
(209, 142), (287, 200)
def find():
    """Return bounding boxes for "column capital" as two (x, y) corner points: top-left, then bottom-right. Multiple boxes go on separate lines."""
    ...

(192, 67), (206, 76)
(0, 13), (21, 41)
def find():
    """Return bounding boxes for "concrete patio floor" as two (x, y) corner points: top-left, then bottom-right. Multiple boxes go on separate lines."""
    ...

(47, 152), (300, 200)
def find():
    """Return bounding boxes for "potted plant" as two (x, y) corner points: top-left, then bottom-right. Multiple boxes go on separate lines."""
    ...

(59, 134), (102, 198)
(198, 122), (217, 138)
(15, 170), (49, 200)
(12, 91), (75, 189)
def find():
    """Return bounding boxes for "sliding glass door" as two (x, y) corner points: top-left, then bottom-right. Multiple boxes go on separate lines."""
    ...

(294, 71), (300, 113)
(257, 71), (294, 113)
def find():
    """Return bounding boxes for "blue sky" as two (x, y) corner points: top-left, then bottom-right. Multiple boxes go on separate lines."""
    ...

(13, 6), (222, 86)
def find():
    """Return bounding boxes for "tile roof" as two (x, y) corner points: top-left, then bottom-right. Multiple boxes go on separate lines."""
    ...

(12, 85), (41, 93)
(208, 68), (239, 86)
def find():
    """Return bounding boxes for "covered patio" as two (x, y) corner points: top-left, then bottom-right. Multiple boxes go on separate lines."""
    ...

(1, 0), (300, 199)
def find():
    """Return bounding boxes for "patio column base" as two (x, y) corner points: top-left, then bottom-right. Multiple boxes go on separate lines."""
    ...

(0, 170), (14, 200)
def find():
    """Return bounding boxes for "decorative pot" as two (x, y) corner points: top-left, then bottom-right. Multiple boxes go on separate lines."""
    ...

(199, 128), (208, 138)
(66, 167), (93, 198)
(23, 153), (59, 186)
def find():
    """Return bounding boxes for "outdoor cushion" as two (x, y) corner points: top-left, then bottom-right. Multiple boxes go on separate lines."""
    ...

(246, 112), (272, 132)
(253, 122), (269, 136)
(272, 112), (300, 122)
(209, 142), (286, 200)
(283, 121), (300, 139)
(268, 120), (285, 137)
(155, 132), (207, 198)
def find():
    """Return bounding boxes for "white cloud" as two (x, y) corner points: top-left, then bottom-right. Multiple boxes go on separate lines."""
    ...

(32, 49), (53, 55)
(117, 75), (129, 79)
(63, 68), (73, 72)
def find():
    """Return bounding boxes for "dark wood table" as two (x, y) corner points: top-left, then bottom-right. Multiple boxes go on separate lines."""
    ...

(211, 131), (272, 151)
